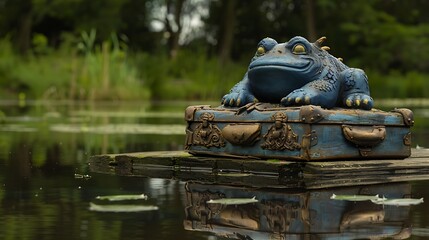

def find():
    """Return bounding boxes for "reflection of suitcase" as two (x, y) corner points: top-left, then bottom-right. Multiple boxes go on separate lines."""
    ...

(184, 182), (411, 238)
(185, 103), (413, 160)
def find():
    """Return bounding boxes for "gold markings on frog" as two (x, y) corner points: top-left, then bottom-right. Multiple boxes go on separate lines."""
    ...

(261, 112), (301, 151)
(315, 36), (327, 47)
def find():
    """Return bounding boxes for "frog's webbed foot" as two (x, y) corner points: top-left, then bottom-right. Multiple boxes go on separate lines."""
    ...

(281, 80), (338, 108)
(343, 93), (373, 110)
(340, 68), (373, 110)
(281, 89), (312, 106)
(222, 90), (258, 107)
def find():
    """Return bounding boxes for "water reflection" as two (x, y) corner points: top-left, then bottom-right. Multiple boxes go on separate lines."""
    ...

(184, 182), (412, 239)
(1, 101), (429, 239)
(0, 102), (190, 240)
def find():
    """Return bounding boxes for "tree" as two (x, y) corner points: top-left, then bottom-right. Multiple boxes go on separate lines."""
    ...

(119, 0), (158, 51)
(217, 0), (237, 64)
(165, 0), (186, 59)
(0, 0), (33, 54)
(305, 0), (317, 41)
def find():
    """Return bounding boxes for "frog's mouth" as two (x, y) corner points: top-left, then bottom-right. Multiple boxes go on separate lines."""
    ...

(249, 57), (313, 71)
(247, 57), (320, 102)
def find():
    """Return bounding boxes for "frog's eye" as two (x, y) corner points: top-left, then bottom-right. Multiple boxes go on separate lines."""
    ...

(256, 46), (265, 55)
(292, 44), (307, 54)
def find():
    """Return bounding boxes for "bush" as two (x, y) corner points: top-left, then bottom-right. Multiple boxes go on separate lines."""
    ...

(134, 49), (247, 101)
(367, 70), (429, 99)
(0, 34), (150, 101)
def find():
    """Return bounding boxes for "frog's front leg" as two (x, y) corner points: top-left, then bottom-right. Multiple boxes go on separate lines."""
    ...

(222, 73), (258, 107)
(281, 78), (341, 109)
(340, 68), (373, 110)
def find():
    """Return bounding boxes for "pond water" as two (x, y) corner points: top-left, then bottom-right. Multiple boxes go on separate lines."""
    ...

(0, 100), (429, 240)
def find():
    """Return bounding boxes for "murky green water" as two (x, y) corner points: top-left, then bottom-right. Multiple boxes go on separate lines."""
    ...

(0, 101), (428, 240)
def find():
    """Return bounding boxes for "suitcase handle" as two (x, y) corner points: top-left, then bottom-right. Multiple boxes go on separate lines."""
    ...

(222, 124), (261, 146)
(342, 125), (386, 147)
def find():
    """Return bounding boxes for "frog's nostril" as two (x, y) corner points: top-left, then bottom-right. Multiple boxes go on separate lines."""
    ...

(277, 50), (283, 54)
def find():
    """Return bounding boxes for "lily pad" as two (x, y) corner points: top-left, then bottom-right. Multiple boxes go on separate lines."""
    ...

(74, 174), (91, 179)
(207, 196), (258, 205)
(330, 194), (380, 202)
(371, 197), (424, 206)
(95, 194), (148, 201)
(89, 202), (158, 212)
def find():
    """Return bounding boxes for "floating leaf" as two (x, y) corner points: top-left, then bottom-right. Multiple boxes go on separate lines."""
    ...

(95, 194), (148, 201)
(371, 197), (424, 206)
(89, 202), (158, 212)
(207, 196), (258, 205)
(412, 227), (429, 237)
(74, 174), (91, 179)
(330, 194), (380, 201)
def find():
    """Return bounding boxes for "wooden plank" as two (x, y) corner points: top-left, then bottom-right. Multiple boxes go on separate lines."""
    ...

(410, 148), (429, 158)
(299, 149), (429, 188)
(88, 148), (429, 189)
(303, 173), (429, 189)
(304, 149), (429, 174)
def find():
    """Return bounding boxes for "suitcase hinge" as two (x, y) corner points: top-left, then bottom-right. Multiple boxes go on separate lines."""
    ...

(299, 105), (324, 123)
(185, 105), (211, 121)
(403, 132), (411, 146)
(391, 108), (414, 126)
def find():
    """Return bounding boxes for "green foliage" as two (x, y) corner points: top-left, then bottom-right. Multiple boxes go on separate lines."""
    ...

(9, 52), (71, 99)
(0, 34), (149, 101)
(0, 37), (16, 79)
(310, 0), (429, 100)
(368, 70), (429, 99)
(134, 48), (247, 100)
(72, 30), (148, 100)
(31, 0), (128, 39)
(31, 33), (50, 54)
(77, 29), (97, 54)
(2, 0), (429, 101)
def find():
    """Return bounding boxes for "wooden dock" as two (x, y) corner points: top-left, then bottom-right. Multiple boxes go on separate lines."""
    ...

(88, 148), (429, 189)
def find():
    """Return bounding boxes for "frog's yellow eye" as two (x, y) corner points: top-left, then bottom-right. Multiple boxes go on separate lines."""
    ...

(256, 46), (265, 55)
(292, 44), (306, 54)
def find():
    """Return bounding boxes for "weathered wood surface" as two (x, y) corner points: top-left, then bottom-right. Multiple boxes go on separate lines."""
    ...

(88, 148), (429, 189)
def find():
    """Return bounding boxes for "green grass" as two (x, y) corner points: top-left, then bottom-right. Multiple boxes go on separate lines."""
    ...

(0, 35), (150, 101)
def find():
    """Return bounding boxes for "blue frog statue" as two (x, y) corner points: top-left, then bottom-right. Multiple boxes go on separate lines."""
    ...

(222, 36), (374, 110)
